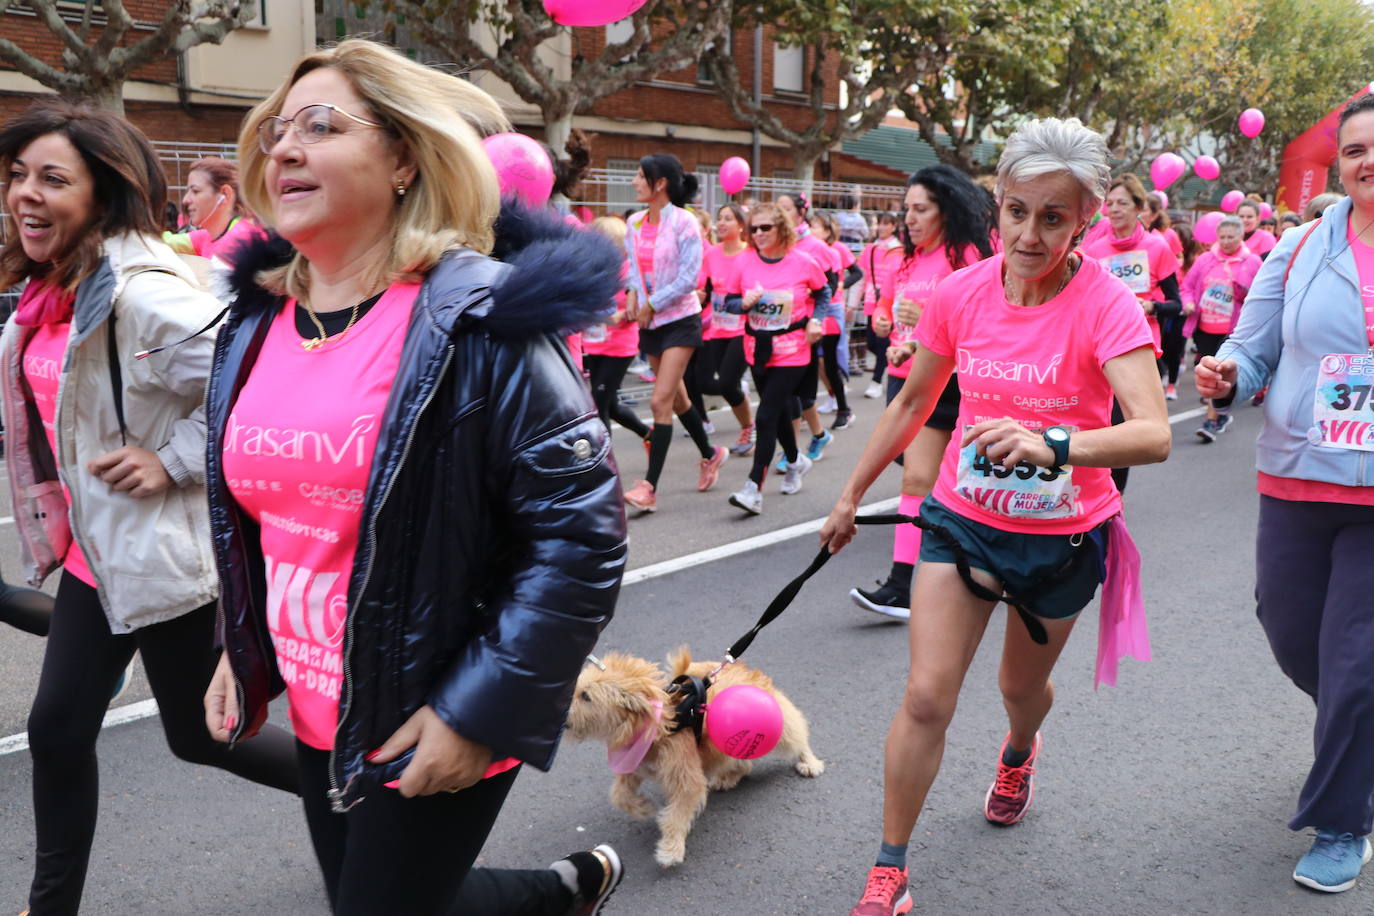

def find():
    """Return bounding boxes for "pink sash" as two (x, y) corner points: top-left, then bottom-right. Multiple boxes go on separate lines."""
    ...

(1095, 516), (1152, 688)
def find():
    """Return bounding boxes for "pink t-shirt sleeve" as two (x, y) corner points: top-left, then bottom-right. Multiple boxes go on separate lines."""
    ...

(914, 274), (957, 357)
(1093, 279), (1160, 365)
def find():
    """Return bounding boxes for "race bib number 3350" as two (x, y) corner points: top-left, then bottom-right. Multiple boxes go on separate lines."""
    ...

(1314, 353), (1374, 451)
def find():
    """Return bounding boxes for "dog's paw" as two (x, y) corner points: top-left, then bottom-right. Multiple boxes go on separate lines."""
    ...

(708, 771), (745, 791)
(795, 754), (826, 778)
(654, 840), (686, 867)
(611, 788), (657, 819)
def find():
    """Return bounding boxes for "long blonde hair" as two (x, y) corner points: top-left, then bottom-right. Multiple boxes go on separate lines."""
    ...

(238, 40), (509, 300)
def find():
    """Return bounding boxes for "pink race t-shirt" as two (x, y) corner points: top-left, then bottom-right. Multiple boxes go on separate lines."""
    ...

(915, 255), (1157, 535)
(23, 323), (95, 587)
(224, 284), (418, 749)
(795, 231), (841, 274)
(1081, 229), (1179, 349)
(582, 288), (639, 358)
(635, 220), (658, 296)
(699, 244), (746, 341)
(1348, 221), (1374, 348)
(881, 246), (970, 380)
(861, 239), (903, 314)
(1245, 228), (1277, 257)
(731, 248), (827, 368)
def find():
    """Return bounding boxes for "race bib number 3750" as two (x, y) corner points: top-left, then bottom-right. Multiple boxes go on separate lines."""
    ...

(1314, 353), (1374, 451)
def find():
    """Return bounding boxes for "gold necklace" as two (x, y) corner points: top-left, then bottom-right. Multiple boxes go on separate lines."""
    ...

(299, 298), (362, 351)
(1005, 255), (1077, 307)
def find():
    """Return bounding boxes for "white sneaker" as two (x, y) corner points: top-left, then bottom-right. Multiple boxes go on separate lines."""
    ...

(864, 381), (883, 399)
(817, 395), (838, 414)
(702, 419), (716, 435)
(780, 455), (813, 494)
(728, 479), (762, 515)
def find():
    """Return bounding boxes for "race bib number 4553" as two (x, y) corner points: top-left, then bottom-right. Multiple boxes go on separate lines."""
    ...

(954, 441), (1077, 519)
(1314, 353), (1374, 451)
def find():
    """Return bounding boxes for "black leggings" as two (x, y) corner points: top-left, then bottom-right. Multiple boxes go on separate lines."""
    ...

(866, 326), (889, 382)
(1157, 315), (1187, 384)
(298, 746), (570, 915)
(0, 573), (54, 636)
(819, 333), (849, 412)
(584, 354), (650, 439)
(27, 573), (300, 915)
(749, 364), (808, 484)
(696, 336), (747, 407)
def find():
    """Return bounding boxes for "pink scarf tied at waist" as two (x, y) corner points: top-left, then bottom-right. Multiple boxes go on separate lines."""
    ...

(1095, 515), (1152, 688)
(14, 281), (74, 326)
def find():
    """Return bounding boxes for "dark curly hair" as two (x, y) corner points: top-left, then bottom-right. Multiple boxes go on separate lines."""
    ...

(903, 164), (994, 269)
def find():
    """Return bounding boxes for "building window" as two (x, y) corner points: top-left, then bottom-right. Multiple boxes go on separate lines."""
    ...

(243, 0), (267, 28)
(773, 43), (803, 93)
(697, 30), (731, 84)
(606, 158), (640, 216)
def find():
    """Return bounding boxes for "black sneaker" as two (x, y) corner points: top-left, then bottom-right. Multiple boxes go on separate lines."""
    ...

(832, 409), (855, 431)
(556, 843), (623, 916)
(849, 580), (910, 620)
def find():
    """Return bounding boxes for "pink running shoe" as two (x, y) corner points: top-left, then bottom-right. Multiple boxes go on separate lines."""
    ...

(623, 479), (657, 512)
(849, 865), (912, 915)
(984, 731), (1041, 825)
(697, 445), (728, 492)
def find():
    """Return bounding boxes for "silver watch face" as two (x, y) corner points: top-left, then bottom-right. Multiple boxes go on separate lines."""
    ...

(1046, 427), (1069, 443)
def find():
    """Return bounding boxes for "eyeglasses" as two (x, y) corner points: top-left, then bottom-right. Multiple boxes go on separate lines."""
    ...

(750, 224), (776, 233)
(257, 104), (384, 154)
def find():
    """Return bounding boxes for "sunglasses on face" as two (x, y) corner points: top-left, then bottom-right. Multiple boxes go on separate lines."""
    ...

(750, 224), (776, 233)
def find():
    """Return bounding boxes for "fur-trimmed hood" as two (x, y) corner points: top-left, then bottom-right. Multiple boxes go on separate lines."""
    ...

(221, 200), (622, 337)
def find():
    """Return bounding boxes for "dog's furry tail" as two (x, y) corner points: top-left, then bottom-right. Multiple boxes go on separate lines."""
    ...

(667, 645), (694, 678)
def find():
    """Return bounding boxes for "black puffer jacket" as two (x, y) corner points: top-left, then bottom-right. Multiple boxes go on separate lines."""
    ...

(206, 204), (627, 812)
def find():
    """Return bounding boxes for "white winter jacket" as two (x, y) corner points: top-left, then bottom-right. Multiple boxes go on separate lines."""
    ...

(0, 232), (222, 633)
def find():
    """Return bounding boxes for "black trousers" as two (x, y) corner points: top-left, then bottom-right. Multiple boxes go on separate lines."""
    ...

(584, 354), (649, 439)
(27, 573), (299, 916)
(696, 336), (747, 407)
(298, 746), (570, 915)
(748, 364), (809, 484)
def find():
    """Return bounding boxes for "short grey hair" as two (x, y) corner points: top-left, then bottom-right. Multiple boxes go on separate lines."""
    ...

(995, 117), (1112, 220)
(1217, 215), (1244, 234)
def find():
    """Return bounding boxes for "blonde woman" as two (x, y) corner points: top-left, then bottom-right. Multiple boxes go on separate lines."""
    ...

(201, 40), (626, 913)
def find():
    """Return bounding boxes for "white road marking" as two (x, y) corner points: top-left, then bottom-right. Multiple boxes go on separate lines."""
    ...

(0, 404), (1225, 756)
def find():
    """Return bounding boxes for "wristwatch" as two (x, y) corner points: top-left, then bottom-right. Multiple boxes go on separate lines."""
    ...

(1042, 426), (1071, 467)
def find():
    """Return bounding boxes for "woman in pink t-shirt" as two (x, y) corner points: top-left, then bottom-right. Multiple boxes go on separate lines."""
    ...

(859, 212), (904, 398)
(820, 118), (1170, 915)
(851, 164), (994, 622)
(808, 212), (863, 429)
(0, 101), (301, 913)
(162, 156), (266, 265)
(203, 42), (626, 914)
(695, 203), (756, 455)
(582, 215), (653, 450)
(778, 193), (841, 462)
(723, 202), (827, 514)
(1238, 199), (1278, 259)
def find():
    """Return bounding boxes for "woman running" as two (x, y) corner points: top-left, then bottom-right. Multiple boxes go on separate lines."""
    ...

(1081, 173), (1182, 397)
(1144, 191), (1184, 259)
(0, 101), (300, 916)
(1181, 214), (1260, 442)
(163, 156), (263, 262)
(810, 211), (863, 429)
(725, 202), (828, 514)
(1197, 92), (1374, 894)
(583, 215), (653, 447)
(621, 154), (728, 513)
(823, 117), (1169, 915)
(860, 212), (904, 400)
(696, 203), (756, 455)
(202, 40), (626, 914)
(849, 164), (994, 620)
(777, 192), (839, 463)
(1238, 199), (1278, 259)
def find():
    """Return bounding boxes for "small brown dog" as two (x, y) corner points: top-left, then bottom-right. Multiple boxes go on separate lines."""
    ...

(566, 647), (824, 867)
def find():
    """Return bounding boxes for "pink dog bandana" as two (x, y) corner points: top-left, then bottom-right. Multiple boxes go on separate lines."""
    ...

(608, 699), (662, 774)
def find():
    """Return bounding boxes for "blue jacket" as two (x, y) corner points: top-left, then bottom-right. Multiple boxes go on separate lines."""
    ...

(1218, 196), (1374, 487)
(207, 204), (627, 812)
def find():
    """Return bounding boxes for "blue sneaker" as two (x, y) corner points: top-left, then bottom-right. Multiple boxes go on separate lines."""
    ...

(774, 456), (790, 474)
(805, 429), (834, 461)
(1294, 831), (1372, 892)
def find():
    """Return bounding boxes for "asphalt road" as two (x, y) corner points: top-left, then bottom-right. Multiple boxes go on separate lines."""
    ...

(1, 367), (1370, 914)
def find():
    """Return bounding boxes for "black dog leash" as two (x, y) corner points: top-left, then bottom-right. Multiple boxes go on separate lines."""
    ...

(667, 512), (1091, 736)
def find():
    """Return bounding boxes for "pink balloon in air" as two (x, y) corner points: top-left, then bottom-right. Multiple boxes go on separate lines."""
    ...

(482, 133), (555, 207)
(1220, 190), (1245, 213)
(1259, 202), (1274, 220)
(1193, 155), (1220, 181)
(1238, 108), (1265, 138)
(704, 685), (783, 760)
(1149, 152), (1186, 190)
(544, 0), (648, 27)
(1194, 211), (1224, 245)
(719, 157), (751, 195)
